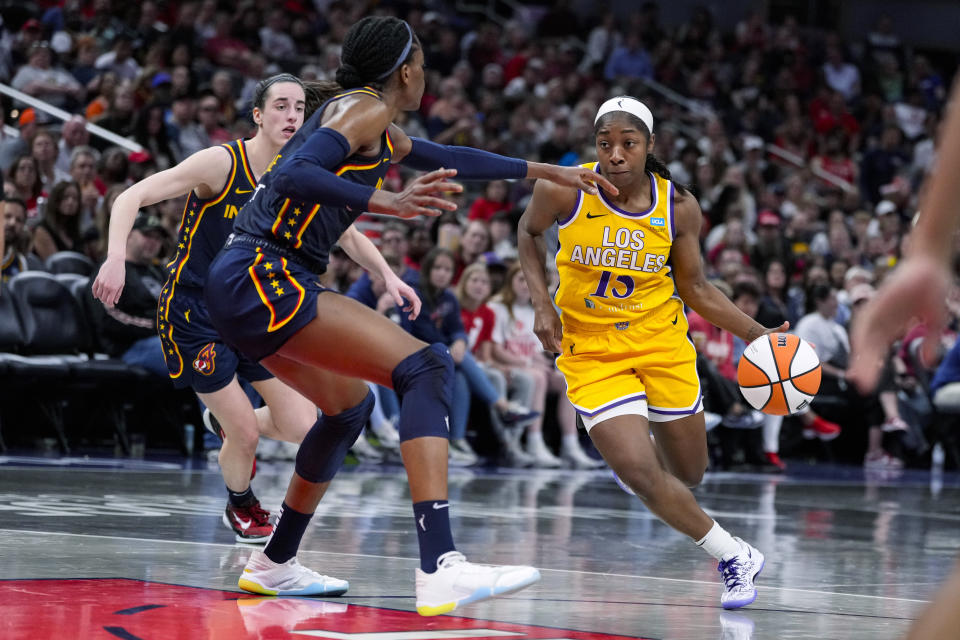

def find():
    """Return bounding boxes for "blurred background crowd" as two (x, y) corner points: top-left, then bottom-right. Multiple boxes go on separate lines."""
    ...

(1, 0), (959, 475)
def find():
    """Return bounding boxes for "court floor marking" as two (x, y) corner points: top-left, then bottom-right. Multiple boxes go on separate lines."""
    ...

(0, 528), (933, 605)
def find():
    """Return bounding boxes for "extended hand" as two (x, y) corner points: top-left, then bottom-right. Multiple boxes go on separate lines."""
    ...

(849, 255), (949, 393)
(368, 168), (463, 219)
(549, 165), (620, 197)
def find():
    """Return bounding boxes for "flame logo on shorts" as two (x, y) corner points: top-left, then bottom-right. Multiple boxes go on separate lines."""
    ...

(192, 343), (217, 376)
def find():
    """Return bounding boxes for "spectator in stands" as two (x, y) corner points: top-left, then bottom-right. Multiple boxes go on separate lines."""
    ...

(456, 262), (537, 466)
(467, 179), (512, 222)
(69, 146), (102, 223)
(11, 41), (84, 111)
(32, 180), (82, 260)
(5, 155), (44, 218)
(195, 91), (231, 147)
(452, 219), (491, 284)
(1, 198), (30, 282)
(604, 31), (654, 83)
(94, 32), (140, 82)
(401, 248), (538, 466)
(489, 264), (601, 468)
(133, 104), (176, 171)
(258, 10), (296, 64)
(90, 81), (136, 149)
(860, 124), (909, 204)
(31, 130), (69, 188)
(55, 116), (89, 176)
(97, 212), (169, 377)
(822, 44), (861, 102)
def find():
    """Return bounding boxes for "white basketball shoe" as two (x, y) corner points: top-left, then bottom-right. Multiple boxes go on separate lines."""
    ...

(415, 551), (541, 616)
(239, 550), (349, 597)
(718, 538), (765, 609)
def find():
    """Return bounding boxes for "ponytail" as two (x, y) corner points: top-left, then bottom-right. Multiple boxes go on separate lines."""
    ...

(644, 153), (688, 195)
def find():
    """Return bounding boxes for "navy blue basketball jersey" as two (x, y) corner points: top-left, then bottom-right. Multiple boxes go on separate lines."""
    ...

(234, 87), (393, 272)
(166, 139), (258, 288)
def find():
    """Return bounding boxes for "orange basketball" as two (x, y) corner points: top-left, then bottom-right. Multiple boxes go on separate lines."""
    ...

(737, 333), (821, 415)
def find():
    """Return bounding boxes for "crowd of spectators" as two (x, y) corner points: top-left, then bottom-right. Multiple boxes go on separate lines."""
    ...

(1, 1), (958, 473)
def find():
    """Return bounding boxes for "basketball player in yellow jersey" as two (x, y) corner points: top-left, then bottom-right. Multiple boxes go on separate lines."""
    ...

(519, 96), (788, 609)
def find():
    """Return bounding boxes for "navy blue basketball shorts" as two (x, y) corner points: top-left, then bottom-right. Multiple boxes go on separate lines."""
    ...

(157, 283), (272, 394)
(204, 244), (324, 363)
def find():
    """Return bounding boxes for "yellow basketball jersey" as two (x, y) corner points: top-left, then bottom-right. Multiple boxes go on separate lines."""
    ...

(555, 163), (677, 325)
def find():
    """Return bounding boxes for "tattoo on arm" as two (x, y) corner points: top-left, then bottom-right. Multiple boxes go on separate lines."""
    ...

(745, 326), (765, 343)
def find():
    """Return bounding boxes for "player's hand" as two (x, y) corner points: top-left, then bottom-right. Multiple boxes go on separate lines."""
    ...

(385, 272), (421, 320)
(91, 255), (126, 307)
(849, 255), (950, 393)
(548, 165), (619, 197)
(369, 168), (462, 219)
(533, 306), (563, 354)
(761, 321), (790, 336)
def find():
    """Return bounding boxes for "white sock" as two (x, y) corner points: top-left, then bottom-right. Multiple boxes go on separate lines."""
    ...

(695, 521), (742, 560)
(561, 433), (579, 452)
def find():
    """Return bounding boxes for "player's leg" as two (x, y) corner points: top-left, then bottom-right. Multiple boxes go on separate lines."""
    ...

(588, 413), (763, 609)
(196, 378), (273, 543)
(250, 376), (317, 444)
(649, 413), (709, 488)
(273, 291), (540, 615)
(237, 358), (368, 597)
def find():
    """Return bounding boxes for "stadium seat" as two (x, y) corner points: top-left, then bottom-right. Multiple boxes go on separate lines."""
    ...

(45, 251), (95, 276)
(25, 253), (46, 272)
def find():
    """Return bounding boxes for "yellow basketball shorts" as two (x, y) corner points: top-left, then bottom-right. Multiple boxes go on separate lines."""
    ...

(557, 297), (702, 430)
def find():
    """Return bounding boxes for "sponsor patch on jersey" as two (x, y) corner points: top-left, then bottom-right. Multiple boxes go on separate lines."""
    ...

(650, 217), (665, 227)
(615, 321), (630, 330)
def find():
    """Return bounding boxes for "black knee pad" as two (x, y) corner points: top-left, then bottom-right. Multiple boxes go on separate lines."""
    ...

(295, 390), (374, 483)
(391, 343), (454, 442)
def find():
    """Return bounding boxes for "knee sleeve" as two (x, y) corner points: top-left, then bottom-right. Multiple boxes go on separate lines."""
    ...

(294, 390), (374, 483)
(391, 343), (454, 442)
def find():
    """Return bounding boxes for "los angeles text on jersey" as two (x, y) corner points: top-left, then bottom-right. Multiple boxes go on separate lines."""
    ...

(568, 226), (668, 273)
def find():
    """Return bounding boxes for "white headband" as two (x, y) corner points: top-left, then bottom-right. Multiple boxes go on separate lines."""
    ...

(595, 97), (654, 134)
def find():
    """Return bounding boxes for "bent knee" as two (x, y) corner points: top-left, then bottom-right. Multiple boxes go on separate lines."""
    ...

(618, 466), (667, 500)
(674, 465), (706, 488)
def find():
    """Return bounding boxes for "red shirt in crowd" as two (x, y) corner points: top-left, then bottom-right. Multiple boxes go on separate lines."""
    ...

(461, 304), (496, 354)
(688, 311), (737, 380)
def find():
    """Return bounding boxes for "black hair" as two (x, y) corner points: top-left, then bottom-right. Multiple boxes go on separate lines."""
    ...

(2, 196), (27, 211)
(808, 283), (834, 305)
(419, 247), (456, 309)
(45, 180), (82, 241)
(594, 105), (689, 196)
(301, 17), (420, 120)
(732, 280), (761, 302)
(252, 73), (304, 112)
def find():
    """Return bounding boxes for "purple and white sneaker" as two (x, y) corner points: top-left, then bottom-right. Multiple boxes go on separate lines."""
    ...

(718, 538), (764, 609)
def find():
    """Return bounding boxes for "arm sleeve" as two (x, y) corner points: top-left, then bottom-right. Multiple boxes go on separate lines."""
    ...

(271, 127), (376, 211)
(402, 137), (527, 180)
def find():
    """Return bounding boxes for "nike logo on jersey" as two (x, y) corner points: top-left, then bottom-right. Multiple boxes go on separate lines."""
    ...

(585, 212), (607, 219)
(432, 502), (449, 510)
(235, 188), (252, 195)
(671, 314), (678, 325)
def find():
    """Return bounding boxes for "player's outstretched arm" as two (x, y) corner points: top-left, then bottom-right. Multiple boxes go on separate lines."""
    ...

(671, 192), (788, 341)
(849, 76), (960, 393)
(91, 146), (233, 307)
(338, 224), (422, 319)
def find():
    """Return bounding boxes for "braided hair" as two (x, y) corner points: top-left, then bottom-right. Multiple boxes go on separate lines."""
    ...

(594, 111), (689, 195)
(302, 17), (420, 120)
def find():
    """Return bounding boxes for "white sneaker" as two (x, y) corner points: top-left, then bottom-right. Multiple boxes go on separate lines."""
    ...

(415, 551), (540, 616)
(718, 538), (764, 609)
(238, 549), (349, 597)
(525, 434), (562, 468)
(349, 432), (384, 462)
(371, 417), (401, 449)
(449, 439), (479, 466)
(561, 442), (605, 469)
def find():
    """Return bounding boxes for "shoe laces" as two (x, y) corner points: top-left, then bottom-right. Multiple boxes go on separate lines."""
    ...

(436, 551), (467, 570)
(248, 501), (271, 526)
(718, 557), (744, 590)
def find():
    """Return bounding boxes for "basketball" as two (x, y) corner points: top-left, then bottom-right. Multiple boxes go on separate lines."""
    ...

(737, 333), (821, 415)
